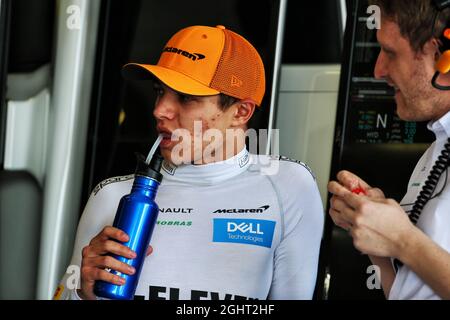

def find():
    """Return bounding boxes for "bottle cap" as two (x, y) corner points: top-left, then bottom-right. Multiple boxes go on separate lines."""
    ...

(135, 152), (163, 182)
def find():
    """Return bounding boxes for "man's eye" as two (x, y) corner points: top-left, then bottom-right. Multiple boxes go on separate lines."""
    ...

(382, 48), (395, 58)
(178, 93), (195, 103)
(153, 85), (164, 96)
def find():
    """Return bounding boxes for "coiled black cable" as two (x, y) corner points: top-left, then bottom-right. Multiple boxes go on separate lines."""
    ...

(409, 137), (450, 223)
(432, 72), (450, 91)
(394, 137), (450, 270)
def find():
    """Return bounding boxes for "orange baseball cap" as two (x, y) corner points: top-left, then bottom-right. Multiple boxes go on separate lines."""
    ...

(122, 25), (266, 106)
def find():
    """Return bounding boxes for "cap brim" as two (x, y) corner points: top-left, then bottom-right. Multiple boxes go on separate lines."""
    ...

(122, 63), (220, 96)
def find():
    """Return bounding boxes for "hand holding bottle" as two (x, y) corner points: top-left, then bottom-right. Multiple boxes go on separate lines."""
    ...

(78, 226), (153, 300)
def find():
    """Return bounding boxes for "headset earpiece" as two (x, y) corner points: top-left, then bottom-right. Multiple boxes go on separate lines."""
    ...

(436, 23), (450, 72)
(432, 1), (450, 89)
(436, 49), (450, 74)
(436, 26), (450, 73)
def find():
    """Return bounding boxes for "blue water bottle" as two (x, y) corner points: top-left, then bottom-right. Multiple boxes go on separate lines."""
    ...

(94, 151), (163, 300)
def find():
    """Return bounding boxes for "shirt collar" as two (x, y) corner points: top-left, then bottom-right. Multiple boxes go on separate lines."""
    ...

(428, 110), (450, 141)
(160, 148), (250, 186)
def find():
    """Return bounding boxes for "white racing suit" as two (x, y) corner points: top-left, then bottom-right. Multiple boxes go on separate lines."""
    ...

(54, 149), (324, 300)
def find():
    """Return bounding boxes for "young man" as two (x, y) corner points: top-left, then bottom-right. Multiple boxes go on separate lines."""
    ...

(55, 25), (324, 300)
(328, 1), (450, 299)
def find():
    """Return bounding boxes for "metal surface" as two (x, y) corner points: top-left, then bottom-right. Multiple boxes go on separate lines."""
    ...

(37, 0), (101, 299)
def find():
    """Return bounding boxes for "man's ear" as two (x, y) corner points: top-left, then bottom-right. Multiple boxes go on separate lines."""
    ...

(231, 100), (256, 127)
(423, 38), (442, 62)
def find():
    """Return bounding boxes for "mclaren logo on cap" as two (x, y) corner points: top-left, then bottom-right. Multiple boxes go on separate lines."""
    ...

(163, 47), (206, 61)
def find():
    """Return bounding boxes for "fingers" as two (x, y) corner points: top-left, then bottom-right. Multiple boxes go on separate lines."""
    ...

(90, 226), (129, 244)
(328, 180), (352, 198)
(80, 226), (139, 298)
(84, 226), (136, 259)
(329, 192), (362, 225)
(335, 193), (391, 226)
(366, 187), (385, 199)
(330, 195), (349, 212)
(329, 207), (352, 230)
(80, 257), (130, 299)
(146, 245), (154, 257)
(337, 170), (372, 191)
(342, 191), (366, 210)
(339, 193), (388, 224)
(329, 195), (354, 230)
(80, 244), (135, 287)
(82, 266), (127, 286)
(84, 255), (136, 276)
(83, 240), (137, 259)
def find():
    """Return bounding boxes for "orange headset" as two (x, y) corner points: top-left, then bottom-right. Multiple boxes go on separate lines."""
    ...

(432, 0), (450, 90)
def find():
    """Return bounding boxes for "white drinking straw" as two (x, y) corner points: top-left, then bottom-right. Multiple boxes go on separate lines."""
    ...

(146, 134), (163, 164)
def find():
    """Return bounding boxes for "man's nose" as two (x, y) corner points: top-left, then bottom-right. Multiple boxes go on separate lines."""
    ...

(374, 51), (388, 80)
(153, 95), (176, 120)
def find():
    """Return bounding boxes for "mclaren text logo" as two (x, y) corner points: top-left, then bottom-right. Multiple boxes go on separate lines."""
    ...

(227, 222), (264, 235)
(213, 205), (270, 214)
(163, 47), (206, 61)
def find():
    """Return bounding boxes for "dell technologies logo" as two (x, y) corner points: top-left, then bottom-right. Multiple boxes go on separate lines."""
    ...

(227, 221), (264, 235)
(163, 47), (205, 62)
(213, 219), (276, 248)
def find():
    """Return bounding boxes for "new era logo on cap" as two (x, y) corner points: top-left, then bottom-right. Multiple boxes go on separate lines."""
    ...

(231, 75), (243, 88)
